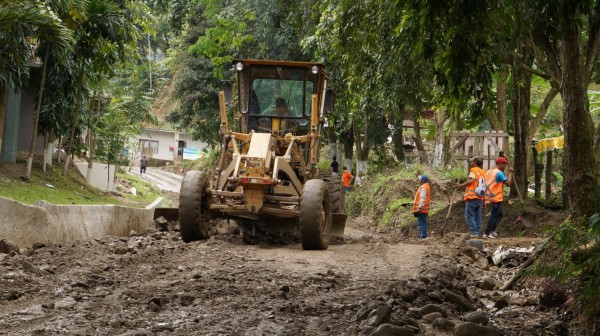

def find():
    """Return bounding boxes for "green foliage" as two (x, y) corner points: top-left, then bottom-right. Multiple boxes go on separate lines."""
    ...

(181, 148), (220, 173)
(381, 197), (413, 227)
(94, 106), (136, 170)
(0, 0), (73, 91)
(345, 188), (374, 217)
(531, 215), (600, 331)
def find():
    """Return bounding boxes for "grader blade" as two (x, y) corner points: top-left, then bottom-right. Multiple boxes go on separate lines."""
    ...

(331, 213), (347, 237)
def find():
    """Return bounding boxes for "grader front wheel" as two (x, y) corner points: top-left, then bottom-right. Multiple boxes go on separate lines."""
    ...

(179, 170), (210, 243)
(299, 179), (332, 250)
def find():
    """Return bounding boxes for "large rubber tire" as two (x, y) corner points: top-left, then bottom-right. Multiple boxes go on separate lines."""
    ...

(327, 176), (344, 214)
(299, 179), (331, 250)
(179, 170), (210, 243)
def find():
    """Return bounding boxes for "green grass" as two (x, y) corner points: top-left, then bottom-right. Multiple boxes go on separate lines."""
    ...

(381, 197), (413, 226)
(0, 165), (117, 205)
(115, 171), (162, 206)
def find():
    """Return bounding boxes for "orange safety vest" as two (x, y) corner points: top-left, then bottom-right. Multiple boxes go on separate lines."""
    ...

(485, 168), (503, 204)
(412, 183), (431, 214)
(342, 171), (353, 187)
(464, 167), (485, 201)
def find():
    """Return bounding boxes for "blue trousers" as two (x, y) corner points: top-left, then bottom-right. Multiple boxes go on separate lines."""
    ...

(416, 213), (428, 238)
(465, 199), (482, 235)
(485, 202), (503, 235)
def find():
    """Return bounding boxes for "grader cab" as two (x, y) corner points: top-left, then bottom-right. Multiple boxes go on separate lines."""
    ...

(178, 59), (347, 250)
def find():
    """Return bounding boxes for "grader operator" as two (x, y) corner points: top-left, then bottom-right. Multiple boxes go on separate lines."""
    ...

(178, 59), (346, 250)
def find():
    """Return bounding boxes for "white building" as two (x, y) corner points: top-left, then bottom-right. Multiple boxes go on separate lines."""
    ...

(132, 128), (208, 165)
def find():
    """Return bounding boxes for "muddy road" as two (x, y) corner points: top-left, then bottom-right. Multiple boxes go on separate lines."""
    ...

(0, 212), (569, 336)
(0, 222), (433, 335)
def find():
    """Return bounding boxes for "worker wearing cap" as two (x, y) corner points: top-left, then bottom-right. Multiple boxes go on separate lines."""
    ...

(483, 156), (513, 238)
(454, 156), (485, 237)
(412, 175), (431, 239)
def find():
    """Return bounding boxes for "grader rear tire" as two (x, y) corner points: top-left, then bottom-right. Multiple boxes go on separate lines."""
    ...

(327, 176), (347, 237)
(328, 176), (344, 213)
(179, 170), (210, 243)
(299, 179), (331, 250)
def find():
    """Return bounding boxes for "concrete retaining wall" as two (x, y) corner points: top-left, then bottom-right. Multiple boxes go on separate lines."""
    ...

(0, 197), (153, 248)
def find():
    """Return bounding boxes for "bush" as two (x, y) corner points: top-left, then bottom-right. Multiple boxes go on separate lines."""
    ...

(531, 214), (600, 334)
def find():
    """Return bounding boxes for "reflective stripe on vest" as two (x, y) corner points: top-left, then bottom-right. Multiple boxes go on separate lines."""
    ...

(464, 167), (485, 201)
(412, 183), (431, 213)
(485, 168), (503, 204)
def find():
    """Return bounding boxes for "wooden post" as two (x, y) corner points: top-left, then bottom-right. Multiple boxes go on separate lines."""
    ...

(532, 143), (542, 199)
(545, 150), (553, 200)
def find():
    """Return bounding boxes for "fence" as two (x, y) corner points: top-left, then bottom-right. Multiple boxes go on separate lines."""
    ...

(449, 131), (509, 170)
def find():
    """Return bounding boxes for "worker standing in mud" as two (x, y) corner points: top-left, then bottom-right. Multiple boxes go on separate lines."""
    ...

(483, 156), (513, 239)
(454, 156), (486, 237)
(412, 175), (431, 239)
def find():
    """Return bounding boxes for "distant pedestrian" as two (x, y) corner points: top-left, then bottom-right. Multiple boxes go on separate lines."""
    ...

(454, 156), (486, 237)
(483, 156), (513, 239)
(412, 175), (431, 239)
(140, 155), (148, 177)
(341, 166), (353, 193)
(331, 156), (339, 176)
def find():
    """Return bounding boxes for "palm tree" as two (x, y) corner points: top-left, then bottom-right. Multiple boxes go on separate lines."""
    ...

(0, 1), (71, 164)
(62, 0), (151, 175)
(25, 0), (82, 177)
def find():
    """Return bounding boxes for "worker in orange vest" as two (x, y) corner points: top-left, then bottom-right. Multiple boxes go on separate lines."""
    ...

(454, 156), (486, 237)
(483, 156), (513, 238)
(342, 166), (354, 194)
(412, 175), (431, 239)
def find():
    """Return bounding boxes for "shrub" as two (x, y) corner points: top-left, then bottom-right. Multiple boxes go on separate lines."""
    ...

(531, 214), (600, 334)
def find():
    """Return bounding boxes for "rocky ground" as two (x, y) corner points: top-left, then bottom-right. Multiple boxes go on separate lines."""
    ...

(0, 217), (569, 336)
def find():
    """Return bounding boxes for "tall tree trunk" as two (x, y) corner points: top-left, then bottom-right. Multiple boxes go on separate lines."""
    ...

(0, 87), (7, 164)
(391, 109), (405, 162)
(529, 86), (559, 149)
(433, 109), (446, 167)
(42, 131), (48, 172)
(511, 42), (534, 199)
(27, 43), (50, 178)
(45, 129), (53, 168)
(64, 66), (85, 175)
(411, 114), (427, 164)
(545, 150), (553, 200)
(560, 10), (600, 216)
(341, 128), (354, 173)
(328, 121), (338, 161)
(86, 97), (99, 182)
(532, 145), (542, 199)
(496, 64), (509, 132)
(353, 116), (369, 176)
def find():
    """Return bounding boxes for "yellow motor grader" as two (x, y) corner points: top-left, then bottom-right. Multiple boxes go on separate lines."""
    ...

(178, 59), (346, 250)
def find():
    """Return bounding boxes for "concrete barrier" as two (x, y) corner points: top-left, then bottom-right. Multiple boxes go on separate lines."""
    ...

(0, 197), (153, 248)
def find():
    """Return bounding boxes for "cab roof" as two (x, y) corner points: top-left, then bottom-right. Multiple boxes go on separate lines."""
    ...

(233, 59), (324, 69)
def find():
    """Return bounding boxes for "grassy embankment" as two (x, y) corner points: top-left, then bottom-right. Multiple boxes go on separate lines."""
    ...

(0, 160), (160, 207)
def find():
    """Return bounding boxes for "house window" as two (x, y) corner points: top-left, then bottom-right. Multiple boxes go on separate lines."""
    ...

(140, 139), (159, 154)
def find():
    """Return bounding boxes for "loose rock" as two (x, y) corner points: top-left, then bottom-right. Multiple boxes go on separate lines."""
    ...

(463, 311), (489, 325)
(432, 317), (455, 331)
(454, 321), (502, 336)
(369, 324), (415, 336)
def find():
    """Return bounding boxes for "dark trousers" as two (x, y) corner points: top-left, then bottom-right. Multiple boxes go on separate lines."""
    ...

(485, 202), (504, 235)
(415, 213), (428, 238)
(141, 166), (147, 174)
